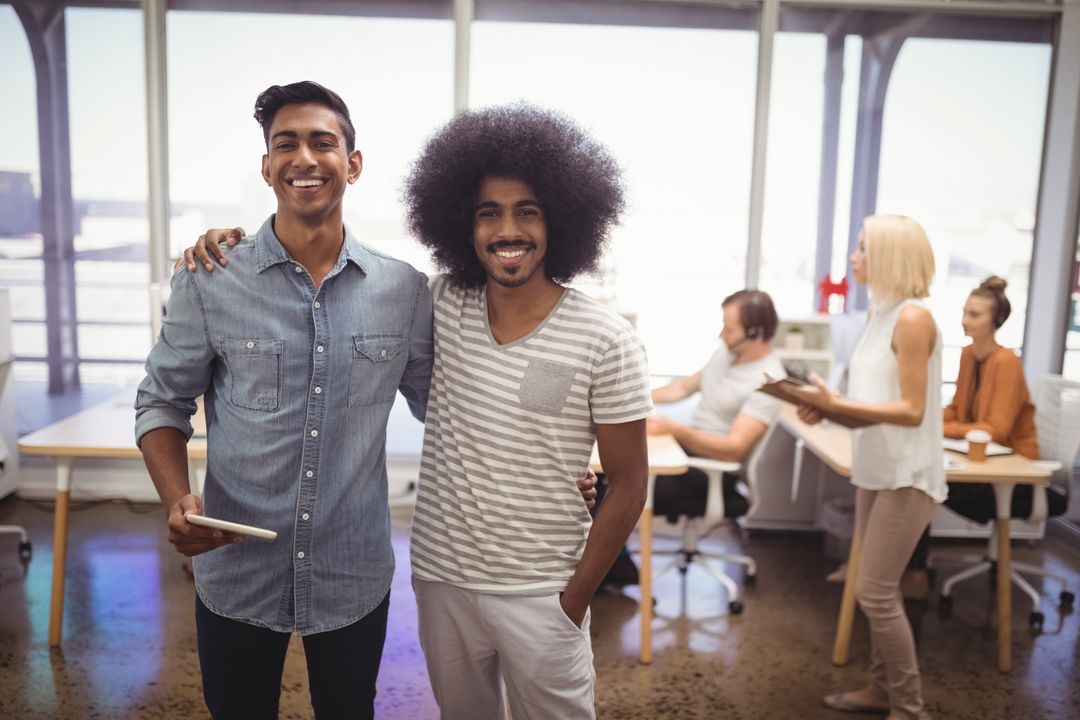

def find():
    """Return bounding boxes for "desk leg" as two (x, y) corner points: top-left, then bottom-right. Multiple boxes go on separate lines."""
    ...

(832, 528), (862, 666)
(639, 472), (657, 665)
(49, 458), (74, 648)
(992, 482), (1015, 674)
(639, 506), (653, 665)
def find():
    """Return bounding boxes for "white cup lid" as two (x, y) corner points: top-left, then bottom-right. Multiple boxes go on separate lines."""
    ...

(965, 429), (992, 443)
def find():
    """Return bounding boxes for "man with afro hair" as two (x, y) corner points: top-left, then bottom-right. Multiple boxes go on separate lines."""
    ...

(183, 103), (650, 719)
(402, 104), (651, 720)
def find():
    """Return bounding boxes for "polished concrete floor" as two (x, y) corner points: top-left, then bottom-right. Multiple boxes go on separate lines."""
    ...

(1, 496), (1079, 719)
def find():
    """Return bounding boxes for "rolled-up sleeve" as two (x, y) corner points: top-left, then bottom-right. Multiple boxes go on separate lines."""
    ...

(398, 271), (434, 423)
(135, 269), (215, 447)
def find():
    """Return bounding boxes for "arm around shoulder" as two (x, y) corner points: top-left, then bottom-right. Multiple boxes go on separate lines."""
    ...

(399, 272), (434, 423)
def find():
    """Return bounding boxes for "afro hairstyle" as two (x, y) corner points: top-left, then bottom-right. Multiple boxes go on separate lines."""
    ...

(403, 103), (625, 288)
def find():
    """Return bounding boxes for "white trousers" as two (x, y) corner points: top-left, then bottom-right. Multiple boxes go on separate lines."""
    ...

(413, 578), (596, 720)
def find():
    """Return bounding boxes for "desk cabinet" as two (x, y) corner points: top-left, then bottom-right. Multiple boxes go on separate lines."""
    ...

(0, 289), (18, 500)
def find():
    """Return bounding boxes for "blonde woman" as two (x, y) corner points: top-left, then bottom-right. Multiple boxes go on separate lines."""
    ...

(796, 215), (944, 720)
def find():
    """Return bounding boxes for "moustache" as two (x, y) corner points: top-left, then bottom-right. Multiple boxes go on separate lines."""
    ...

(487, 240), (535, 252)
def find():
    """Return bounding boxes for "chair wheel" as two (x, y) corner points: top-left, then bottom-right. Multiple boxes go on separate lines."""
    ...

(18, 541), (32, 565)
(729, 601), (744, 615)
(937, 595), (952, 618)
(1060, 591), (1075, 609)
(1029, 611), (1044, 633)
(744, 573), (757, 586)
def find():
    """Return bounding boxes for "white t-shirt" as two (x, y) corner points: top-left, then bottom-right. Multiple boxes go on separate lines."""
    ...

(689, 344), (786, 434)
(410, 276), (654, 594)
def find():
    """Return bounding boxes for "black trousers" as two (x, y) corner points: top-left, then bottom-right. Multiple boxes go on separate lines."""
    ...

(195, 591), (390, 720)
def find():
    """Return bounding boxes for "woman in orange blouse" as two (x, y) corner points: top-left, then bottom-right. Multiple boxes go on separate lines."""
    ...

(943, 276), (1039, 523)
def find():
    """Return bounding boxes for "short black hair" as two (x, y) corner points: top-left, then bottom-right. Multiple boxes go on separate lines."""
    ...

(254, 81), (356, 153)
(403, 103), (625, 288)
(722, 289), (779, 341)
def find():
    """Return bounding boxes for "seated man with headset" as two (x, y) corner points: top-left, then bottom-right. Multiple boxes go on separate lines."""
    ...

(598, 289), (786, 587)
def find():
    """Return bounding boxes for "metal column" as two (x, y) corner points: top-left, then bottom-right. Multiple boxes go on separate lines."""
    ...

(1023, 0), (1080, 384)
(13, 0), (80, 393)
(814, 31), (845, 311)
(844, 30), (907, 311)
(143, 0), (170, 286)
(453, 0), (474, 114)
(745, 0), (779, 290)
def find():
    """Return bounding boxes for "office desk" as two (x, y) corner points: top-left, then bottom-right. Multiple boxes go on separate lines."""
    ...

(779, 406), (1050, 673)
(18, 390), (206, 647)
(592, 433), (688, 664)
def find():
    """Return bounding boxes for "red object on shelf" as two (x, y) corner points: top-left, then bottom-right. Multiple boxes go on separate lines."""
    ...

(817, 276), (849, 313)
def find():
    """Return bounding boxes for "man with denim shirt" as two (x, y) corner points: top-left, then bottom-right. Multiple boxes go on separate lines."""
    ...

(135, 81), (433, 720)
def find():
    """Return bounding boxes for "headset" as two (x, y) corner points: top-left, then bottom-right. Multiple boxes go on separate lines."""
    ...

(727, 292), (766, 349)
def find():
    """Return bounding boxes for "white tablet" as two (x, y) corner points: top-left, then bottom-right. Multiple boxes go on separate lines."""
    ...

(185, 514), (278, 541)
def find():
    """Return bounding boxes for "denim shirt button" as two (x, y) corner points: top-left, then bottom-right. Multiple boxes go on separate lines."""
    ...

(297, 551), (305, 559)
(310, 429), (318, 437)
(302, 513), (310, 520)
(306, 470), (314, 478)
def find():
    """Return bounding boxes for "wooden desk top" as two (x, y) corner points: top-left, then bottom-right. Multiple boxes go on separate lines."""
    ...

(19, 389), (207, 459)
(590, 433), (688, 476)
(779, 406), (1049, 485)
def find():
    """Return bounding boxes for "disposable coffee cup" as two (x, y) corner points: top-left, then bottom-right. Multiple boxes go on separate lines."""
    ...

(966, 429), (992, 461)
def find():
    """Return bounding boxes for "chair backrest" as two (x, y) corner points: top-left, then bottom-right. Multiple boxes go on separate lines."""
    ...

(743, 421), (778, 516)
(1034, 374), (1080, 495)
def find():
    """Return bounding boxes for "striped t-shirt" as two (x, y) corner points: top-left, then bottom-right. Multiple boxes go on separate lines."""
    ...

(410, 276), (653, 594)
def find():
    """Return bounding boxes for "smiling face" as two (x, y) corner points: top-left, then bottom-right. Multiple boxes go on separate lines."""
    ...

(472, 176), (549, 290)
(961, 295), (997, 342)
(261, 102), (361, 225)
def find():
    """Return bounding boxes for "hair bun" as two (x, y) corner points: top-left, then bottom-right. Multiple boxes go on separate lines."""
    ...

(980, 275), (1007, 293)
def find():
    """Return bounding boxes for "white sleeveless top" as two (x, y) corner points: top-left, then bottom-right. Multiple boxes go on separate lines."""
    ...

(848, 298), (947, 503)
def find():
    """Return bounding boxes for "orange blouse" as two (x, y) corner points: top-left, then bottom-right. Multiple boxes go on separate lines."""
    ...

(943, 346), (1039, 459)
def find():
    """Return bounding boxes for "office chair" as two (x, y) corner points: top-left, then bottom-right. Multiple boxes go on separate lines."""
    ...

(649, 424), (775, 615)
(938, 374), (1079, 632)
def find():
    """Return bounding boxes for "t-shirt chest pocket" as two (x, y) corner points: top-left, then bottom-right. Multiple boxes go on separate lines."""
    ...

(221, 338), (283, 412)
(518, 359), (577, 414)
(349, 333), (404, 407)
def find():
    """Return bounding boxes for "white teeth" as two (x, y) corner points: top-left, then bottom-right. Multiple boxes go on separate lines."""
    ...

(496, 249), (526, 258)
(292, 179), (324, 188)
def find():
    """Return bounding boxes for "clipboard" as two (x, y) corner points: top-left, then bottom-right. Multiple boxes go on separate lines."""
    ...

(757, 373), (873, 429)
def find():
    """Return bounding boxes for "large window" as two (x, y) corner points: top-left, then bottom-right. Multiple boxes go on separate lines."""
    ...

(0, 6), (43, 379)
(878, 38), (1051, 381)
(66, 7), (151, 385)
(166, 11), (454, 272)
(472, 19), (758, 375)
(759, 31), (863, 319)
(0, 7), (149, 385)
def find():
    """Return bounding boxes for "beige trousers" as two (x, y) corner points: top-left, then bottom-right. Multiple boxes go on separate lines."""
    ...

(413, 578), (596, 720)
(854, 486), (938, 720)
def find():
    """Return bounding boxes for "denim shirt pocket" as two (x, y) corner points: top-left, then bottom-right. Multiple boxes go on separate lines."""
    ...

(349, 333), (404, 408)
(221, 338), (283, 412)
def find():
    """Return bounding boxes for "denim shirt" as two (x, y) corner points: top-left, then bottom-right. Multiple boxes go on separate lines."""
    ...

(135, 217), (433, 634)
